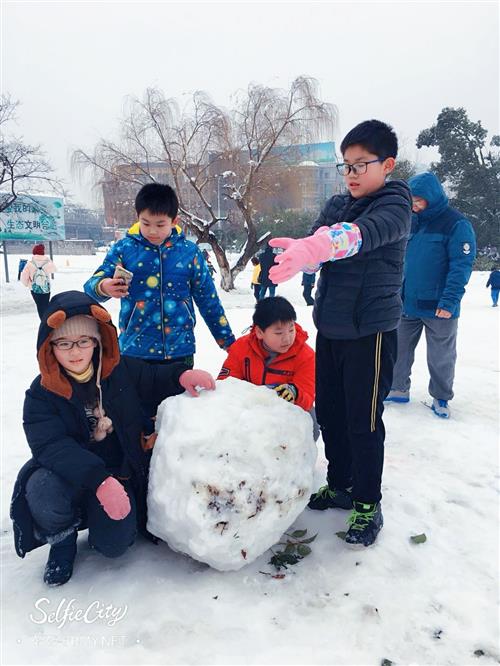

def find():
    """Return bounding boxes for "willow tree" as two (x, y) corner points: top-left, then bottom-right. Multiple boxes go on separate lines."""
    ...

(73, 77), (336, 290)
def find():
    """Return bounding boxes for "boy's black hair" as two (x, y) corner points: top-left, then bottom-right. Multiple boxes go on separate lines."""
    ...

(135, 183), (179, 218)
(253, 296), (296, 330)
(251, 256), (260, 265)
(340, 120), (398, 160)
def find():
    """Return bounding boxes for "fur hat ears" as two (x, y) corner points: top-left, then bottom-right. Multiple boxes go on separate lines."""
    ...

(49, 314), (100, 341)
(46, 310), (67, 329)
(90, 304), (112, 323)
(46, 306), (110, 333)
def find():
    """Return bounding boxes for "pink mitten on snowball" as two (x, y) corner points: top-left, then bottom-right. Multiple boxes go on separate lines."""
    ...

(179, 369), (216, 397)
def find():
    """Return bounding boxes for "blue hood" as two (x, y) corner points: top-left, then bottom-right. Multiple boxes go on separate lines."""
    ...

(408, 172), (448, 221)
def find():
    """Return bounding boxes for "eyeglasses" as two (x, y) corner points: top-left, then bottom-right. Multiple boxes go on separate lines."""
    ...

(336, 159), (384, 176)
(51, 337), (96, 351)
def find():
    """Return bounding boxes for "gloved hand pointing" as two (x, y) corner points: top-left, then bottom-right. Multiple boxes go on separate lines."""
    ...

(269, 222), (362, 284)
(269, 227), (333, 283)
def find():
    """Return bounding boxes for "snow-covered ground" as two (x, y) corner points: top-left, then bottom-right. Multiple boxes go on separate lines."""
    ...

(1, 251), (498, 666)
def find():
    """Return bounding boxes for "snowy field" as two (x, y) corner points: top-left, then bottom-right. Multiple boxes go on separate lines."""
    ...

(1, 251), (498, 666)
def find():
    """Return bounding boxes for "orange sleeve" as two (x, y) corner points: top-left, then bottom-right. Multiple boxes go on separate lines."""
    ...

(292, 346), (316, 411)
(217, 340), (245, 381)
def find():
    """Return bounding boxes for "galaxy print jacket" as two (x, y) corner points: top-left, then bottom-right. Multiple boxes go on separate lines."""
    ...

(84, 227), (235, 360)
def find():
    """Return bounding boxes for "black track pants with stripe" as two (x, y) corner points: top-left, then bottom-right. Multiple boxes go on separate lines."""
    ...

(315, 329), (397, 504)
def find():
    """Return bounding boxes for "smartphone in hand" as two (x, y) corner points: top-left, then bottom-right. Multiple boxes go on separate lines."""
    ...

(113, 265), (134, 285)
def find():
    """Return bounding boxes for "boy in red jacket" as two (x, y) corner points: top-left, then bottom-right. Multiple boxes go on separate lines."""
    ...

(218, 297), (315, 412)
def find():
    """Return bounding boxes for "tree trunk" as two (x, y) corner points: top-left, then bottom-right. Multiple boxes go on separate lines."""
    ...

(208, 235), (234, 291)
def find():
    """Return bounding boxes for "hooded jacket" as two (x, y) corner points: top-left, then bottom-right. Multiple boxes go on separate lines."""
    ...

(310, 180), (412, 339)
(259, 246), (278, 289)
(486, 270), (500, 289)
(84, 227), (235, 360)
(10, 291), (189, 558)
(217, 323), (315, 411)
(403, 172), (476, 318)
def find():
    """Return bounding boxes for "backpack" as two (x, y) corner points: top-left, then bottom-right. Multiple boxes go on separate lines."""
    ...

(31, 260), (50, 294)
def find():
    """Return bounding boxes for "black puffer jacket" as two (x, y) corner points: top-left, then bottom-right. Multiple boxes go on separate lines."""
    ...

(259, 245), (277, 289)
(11, 291), (189, 557)
(311, 180), (412, 339)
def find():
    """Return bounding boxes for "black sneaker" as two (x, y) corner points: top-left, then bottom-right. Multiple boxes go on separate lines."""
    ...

(43, 532), (77, 586)
(308, 485), (353, 510)
(344, 502), (383, 547)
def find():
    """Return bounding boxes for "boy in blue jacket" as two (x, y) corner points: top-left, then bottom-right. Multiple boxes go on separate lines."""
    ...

(269, 120), (412, 547)
(386, 172), (476, 419)
(84, 183), (235, 363)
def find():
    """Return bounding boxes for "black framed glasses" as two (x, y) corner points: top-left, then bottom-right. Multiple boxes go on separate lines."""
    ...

(51, 337), (96, 351)
(336, 159), (384, 176)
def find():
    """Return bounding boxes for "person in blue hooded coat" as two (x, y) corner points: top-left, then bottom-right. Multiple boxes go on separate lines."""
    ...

(486, 267), (500, 306)
(386, 172), (476, 418)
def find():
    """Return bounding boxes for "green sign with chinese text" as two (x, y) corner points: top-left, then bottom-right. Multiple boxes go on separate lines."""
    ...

(0, 195), (65, 240)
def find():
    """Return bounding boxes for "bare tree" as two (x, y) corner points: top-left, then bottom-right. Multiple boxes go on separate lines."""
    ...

(0, 95), (63, 212)
(73, 77), (337, 290)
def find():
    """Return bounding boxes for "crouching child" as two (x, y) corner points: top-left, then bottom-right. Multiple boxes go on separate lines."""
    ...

(10, 290), (215, 586)
(218, 296), (316, 427)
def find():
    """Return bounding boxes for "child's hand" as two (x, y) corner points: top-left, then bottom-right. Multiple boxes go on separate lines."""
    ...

(96, 477), (131, 520)
(273, 383), (297, 403)
(179, 369), (216, 397)
(99, 278), (129, 298)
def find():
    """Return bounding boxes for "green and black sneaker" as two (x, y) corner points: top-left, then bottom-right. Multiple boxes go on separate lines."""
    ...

(344, 501), (383, 547)
(308, 485), (353, 510)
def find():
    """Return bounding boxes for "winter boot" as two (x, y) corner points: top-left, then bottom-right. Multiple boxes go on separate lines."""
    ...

(43, 532), (77, 586)
(308, 485), (352, 510)
(432, 398), (450, 419)
(384, 389), (410, 403)
(344, 501), (383, 547)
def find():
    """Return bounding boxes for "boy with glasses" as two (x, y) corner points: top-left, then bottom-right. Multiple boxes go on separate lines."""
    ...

(269, 120), (412, 547)
(11, 290), (215, 585)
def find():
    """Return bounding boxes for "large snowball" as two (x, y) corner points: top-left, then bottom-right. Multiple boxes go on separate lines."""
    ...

(147, 377), (317, 571)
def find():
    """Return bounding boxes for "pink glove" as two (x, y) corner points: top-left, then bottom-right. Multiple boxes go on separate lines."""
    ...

(269, 228), (333, 283)
(269, 223), (362, 283)
(96, 477), (131, 520)
(179, 369), (216, 397)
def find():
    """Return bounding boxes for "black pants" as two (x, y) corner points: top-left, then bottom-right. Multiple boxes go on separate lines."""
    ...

(25, 468), (137, 557)
(315, 330), (397, 504)
(31, 291), (50, 320)
(259, 284), (276, 300)
(303, 285), (314, 305)
(141, 355), (194, 434)
(252, 284), (260, 301)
